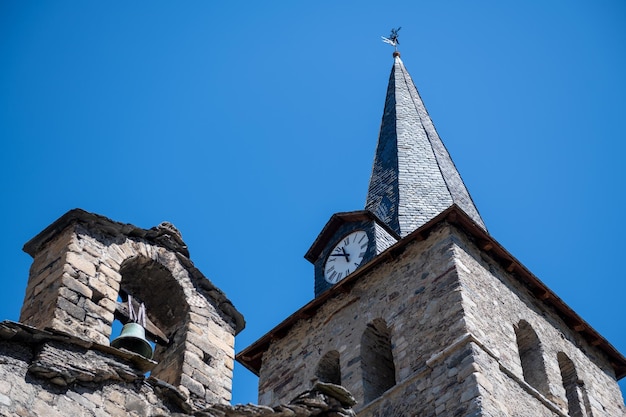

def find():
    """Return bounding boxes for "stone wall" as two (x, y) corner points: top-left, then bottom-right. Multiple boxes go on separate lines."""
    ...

(0, 206), (359, 417)
(453, 227), (626, 416)
(255, 222), (626, 416)
(0, 322), (355, 417)
(0, 322), (188, 417)
(258, 225), (483, 414)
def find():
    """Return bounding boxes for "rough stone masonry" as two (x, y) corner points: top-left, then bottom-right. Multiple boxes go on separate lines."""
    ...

(0, 209), (358, 417)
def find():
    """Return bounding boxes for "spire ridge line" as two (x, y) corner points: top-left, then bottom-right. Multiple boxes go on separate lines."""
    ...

(365, 54), (486, 236)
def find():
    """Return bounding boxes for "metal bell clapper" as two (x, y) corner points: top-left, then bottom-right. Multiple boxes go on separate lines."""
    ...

(111, 322), (153, 360)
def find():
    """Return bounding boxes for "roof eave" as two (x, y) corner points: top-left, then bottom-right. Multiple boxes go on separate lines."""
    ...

(237, 205), (626, 379)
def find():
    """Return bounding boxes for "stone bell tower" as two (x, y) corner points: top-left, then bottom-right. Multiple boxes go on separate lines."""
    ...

(237, 50), (626, 416)
(19, 208), (244, 405)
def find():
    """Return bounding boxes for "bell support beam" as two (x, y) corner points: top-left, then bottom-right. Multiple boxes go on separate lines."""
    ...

(114, 301), (169, 345)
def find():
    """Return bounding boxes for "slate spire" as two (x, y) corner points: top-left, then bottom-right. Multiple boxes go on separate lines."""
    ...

(366, 53), (486, 236)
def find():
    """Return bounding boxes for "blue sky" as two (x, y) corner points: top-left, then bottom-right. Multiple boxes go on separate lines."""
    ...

(1, 1), (625, 405)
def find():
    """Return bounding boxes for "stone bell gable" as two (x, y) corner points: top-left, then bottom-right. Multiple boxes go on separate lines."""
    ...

(0, 209), (359, 416)
(19, 208), (245, 405)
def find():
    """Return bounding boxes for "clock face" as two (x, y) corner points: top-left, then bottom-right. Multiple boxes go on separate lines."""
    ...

(324, 230), (369, 284)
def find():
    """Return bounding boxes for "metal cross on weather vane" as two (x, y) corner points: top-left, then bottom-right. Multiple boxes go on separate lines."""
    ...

(381, 27), (401, 51)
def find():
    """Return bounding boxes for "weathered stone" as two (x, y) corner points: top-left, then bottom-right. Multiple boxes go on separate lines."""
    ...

(9, 195), (626, 417)
(97, 262), (121, 283)
(0, 322), (356, 417)
(61, 274), (93, 299)
(0, 392), (11, 407)
(313, 383), (356, 407)
(56, 295), (86, 321)
(246, 224), (626, 417)
(181, 374), (206, 398)
(88, 275), (118, 302)
(84, 298), (114, 324)
(65, 251), (96, 278)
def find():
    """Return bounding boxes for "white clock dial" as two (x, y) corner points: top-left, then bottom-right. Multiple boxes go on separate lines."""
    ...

(324, 230), (369, 284)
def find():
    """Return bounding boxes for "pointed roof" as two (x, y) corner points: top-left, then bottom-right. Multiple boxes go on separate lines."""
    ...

(365, 53), (486, 236)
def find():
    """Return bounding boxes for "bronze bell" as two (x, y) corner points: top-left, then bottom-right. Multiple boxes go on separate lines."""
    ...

(111, 322), (153, 359)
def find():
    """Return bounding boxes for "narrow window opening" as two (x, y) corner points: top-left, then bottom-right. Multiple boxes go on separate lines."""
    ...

(361, 318), (396, 403)
(558, 352), (592, 417)
(316, 350), (341, 385)
(514, 320), (550, 396)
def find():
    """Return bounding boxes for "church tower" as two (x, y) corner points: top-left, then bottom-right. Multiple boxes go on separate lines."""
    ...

(237, 47), (626, 416)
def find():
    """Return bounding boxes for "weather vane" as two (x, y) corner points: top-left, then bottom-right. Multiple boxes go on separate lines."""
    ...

(381, 27), (401, 51)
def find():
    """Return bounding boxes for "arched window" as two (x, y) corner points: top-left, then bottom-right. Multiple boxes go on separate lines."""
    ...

(361, 318), (396, 403)
(514, 320), (550, 396)
(557, 352), (592, 417)
(316, 350), (341, 385)
(115, 256), (190, 385)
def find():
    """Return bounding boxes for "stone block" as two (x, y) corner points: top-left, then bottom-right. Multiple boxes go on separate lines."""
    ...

(98, 297), (117, 314)
(104, 399), (123, 416)
(30, 267), (63, 299)
(106, 245), (126, 266)
(84, 298), (114, 324)
(188, 311), (209, 326)
(0, 392), (11, 407)
(82, 242), (102, 259)
(61, 275), (93, 299)
(180, 374), (205, 398)
(107, 389), (126, 407)
(182, 350), (206, 372)
(191, 367), (213, 390)
(97, 262), (121, 284)
(88, 276), (118, 301)
(50, 317), (81, 337)
(65, 251), (96, 278)
(57, 295), (86, 322)
(125, 397), (148, 416)
(474, 372), (493, 394)
(26, 257), (63, 295)
(58, 287), (80, 304)
(32, 398), (64, 417)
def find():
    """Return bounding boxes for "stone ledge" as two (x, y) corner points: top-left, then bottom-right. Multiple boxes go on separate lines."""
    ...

(29, 340), (146, 386)
(0, 321), (356, 416)
(0, 320), (156, 373)
(421, 330), (568, 417)
(23, 208), (189, 258)
(184, 382), (356, 417)
(0, 320), (199, 412)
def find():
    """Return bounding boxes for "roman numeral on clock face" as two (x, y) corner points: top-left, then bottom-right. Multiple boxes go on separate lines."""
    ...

(323, 230), (370, 285)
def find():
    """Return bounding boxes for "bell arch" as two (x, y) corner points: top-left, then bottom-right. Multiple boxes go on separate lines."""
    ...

(19, 210), (244, 405)
(116, 254), (191, 385)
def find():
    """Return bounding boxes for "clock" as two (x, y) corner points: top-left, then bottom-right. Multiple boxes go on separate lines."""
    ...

(324, 230), (369, 284)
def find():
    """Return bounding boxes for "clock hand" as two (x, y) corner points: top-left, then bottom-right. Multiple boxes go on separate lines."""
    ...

(341, 246), (350, 262)
(330, 253), (349, 259)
